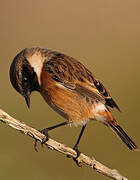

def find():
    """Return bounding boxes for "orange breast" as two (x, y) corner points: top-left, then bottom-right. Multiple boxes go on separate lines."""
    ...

(40, 70), (93, 124)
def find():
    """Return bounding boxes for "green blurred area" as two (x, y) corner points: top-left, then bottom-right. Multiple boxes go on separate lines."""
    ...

(0, 0), (140, 179)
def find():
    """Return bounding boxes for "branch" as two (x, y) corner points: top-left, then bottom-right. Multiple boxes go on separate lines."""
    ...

(0, 109), (127, 180)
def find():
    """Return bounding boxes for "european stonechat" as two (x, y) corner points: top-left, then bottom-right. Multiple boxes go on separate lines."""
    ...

(9, 47), (138, 157)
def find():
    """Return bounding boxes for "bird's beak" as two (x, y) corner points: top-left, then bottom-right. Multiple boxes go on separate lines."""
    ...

(24, 92), (30, 108)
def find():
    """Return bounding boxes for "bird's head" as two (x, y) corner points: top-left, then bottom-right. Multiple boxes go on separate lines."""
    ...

(9, 48), (41, 108)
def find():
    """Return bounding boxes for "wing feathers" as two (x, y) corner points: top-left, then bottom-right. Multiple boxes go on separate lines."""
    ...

(93, 79), (120, 111)
(105, 97), (121, 111)
(45, 52), (120, 110)
(74, 84), (105, 104)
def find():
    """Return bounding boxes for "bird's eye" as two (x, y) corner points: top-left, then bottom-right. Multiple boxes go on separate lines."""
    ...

(23, 77), (28, 82)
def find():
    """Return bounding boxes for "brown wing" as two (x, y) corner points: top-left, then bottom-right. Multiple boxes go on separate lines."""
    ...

(93, 79), (120, 111)
(44, 51), (120, 111)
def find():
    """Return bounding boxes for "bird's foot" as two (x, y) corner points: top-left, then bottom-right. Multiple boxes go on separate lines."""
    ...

(34, 128), (50, 152)
(73, 146), (82, 167)
(40, 128), (50, 145)
(67, 145), (82, 167)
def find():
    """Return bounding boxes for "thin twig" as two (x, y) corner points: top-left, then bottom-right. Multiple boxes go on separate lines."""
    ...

(0, 109), (127, 180)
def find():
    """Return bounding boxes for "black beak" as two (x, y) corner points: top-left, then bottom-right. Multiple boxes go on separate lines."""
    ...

(24, 93), (30, 108)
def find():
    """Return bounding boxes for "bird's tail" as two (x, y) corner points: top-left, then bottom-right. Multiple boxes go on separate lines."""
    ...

(106, 110), (138, 151)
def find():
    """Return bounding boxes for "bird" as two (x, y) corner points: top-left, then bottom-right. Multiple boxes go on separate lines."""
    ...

(9, 47), (138, 159)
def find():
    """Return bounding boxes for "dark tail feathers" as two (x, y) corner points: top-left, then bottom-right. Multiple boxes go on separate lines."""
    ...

(108, 122), (138, 151)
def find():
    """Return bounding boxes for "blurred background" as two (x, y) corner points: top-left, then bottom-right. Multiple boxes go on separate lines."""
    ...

(0, 0), (140, 179)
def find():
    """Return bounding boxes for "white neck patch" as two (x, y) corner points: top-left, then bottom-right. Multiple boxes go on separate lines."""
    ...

(27, 53), (44, 85)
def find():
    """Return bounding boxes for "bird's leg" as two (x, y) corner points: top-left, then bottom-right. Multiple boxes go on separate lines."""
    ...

(70, 124), (87, 166)
(34, 121), (68, 151)
(41, 121), (68, 143)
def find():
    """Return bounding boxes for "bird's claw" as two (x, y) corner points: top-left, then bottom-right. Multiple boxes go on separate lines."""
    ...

(40, 128), (49, 146)
(33, 128), (50, 151)
(34, 139), (39, 152)
(66, 145), (82, 167)
(73, 146), (82, 167)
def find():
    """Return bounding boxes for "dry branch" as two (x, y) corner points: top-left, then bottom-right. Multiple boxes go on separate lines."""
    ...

(0, 109), (127, 180)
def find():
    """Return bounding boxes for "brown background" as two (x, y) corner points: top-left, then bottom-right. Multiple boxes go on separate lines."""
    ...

(0, 0), (139, 179)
